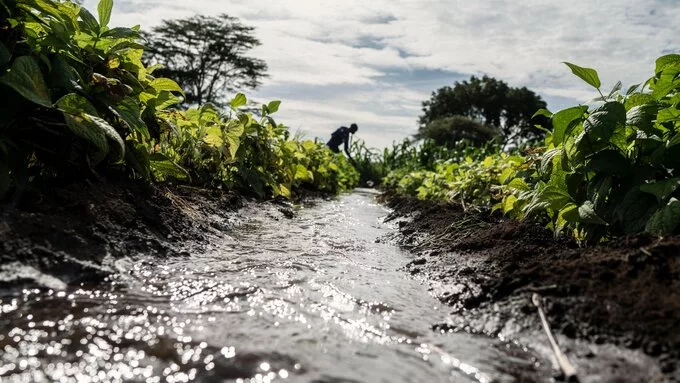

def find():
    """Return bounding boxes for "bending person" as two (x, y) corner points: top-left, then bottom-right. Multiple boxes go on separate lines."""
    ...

(326, 123), (358, 162)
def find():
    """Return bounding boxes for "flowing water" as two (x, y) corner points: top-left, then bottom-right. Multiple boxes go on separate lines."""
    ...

(0, 189), (543, 382)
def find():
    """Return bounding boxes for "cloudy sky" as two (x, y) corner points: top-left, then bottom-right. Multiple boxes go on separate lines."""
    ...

(84, 0), (679, 148)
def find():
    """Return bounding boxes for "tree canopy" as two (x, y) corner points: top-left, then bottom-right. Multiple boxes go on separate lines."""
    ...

(418, 76), (548, 146)
(417, 116), (501, 148)
(143, 14), (268, 107)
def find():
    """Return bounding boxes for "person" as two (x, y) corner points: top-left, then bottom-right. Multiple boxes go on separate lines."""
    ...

(326, 123), (358, 162)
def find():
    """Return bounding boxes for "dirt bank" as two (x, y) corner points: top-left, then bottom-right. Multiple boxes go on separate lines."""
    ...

(0, 180), (258, 289)
(381, 194), (679, 382)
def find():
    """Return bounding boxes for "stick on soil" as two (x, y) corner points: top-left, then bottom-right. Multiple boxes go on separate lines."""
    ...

(532, 293), (579, 382)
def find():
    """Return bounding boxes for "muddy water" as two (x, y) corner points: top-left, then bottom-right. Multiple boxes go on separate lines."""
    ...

(0, 189), (545, 382)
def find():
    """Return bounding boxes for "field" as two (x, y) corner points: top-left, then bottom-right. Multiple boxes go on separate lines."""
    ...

(1, 0), (679, 382)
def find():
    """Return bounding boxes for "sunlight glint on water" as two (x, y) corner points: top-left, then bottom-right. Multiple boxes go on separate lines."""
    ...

(0, 190), (538, 382)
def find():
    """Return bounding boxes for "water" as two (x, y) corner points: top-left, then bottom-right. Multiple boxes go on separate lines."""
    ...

(0, 189), (541, 382)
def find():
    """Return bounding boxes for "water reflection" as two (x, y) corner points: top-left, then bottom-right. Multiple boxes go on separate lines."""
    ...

(0, 190), (540, 382)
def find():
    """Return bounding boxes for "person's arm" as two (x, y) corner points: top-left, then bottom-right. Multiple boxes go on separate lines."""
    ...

(343, 133), (355, 162)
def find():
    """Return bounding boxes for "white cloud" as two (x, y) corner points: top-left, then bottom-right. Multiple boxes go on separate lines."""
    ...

(84, 0), (679, 148)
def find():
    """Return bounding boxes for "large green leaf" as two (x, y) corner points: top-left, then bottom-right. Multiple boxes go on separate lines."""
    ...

(583, 102), (626, 141)
(78, 7), (100, 33)
(0, 56), (51, 107)
(655, 54), (680, 75)
(149, 78), (185, 96)
(626, 103), (659, 133)
(564, 62), (601, 89)
(645, 198), (680, 236)
(149, 152), (190, 181)
(224, 123), (244, 160)
(551, 106), (586, 144)
(63, 113), (125, 164)
(97, 0), (113, 29)
(56, 93), (98, 115)
(640, 178), (680, 202)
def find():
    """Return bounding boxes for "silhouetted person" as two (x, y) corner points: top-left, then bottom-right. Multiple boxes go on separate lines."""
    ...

(327, 123), (358, 162)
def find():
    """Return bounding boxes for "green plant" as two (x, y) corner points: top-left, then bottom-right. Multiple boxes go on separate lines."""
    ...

(509, 56), (680, 243)
(0, 0), (358, 201)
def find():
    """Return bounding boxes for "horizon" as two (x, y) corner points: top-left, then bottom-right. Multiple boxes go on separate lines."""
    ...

(83, 0), (679, 148)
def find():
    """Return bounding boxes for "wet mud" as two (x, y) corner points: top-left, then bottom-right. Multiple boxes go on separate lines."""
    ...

(0, 180), (248, 289)
(381, 194), (680, 382)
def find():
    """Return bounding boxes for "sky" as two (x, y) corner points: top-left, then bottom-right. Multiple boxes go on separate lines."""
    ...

(83, 0), (680, 149)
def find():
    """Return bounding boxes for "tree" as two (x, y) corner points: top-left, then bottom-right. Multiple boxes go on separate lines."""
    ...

(417, 116), (501, 148)
(418, 76), (548, 147)
(143, 14), (268, 107)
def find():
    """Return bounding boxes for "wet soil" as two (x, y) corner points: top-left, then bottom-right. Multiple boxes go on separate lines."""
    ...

(0, 180), (251, 288)
(381, 194), (680, 381)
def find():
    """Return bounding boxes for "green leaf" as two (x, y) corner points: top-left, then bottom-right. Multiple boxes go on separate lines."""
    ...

(651, 79), (676, 100)
(0, 56), (51, 107)
(551, 106), (586, 144)
(56, 93), (98, 116)
(149, 78), (185, 96)
(149, 152), (190, 181)
(564, 62), (601, 89)
(583, 102), (626, 141)
(578, 201), (608, 225)
(508, 178), (530, 192)
(124, 141), (150, 179)
(202, 126), (223, 147)
(540, 148), (561, 174)
(109, 97), (147, 136)
(655, 54), (680, 75)
(294, 164), (312, 181)
(78, 7), (100, 33)
(640, 178), (680, 203)
(532, 108), (552, 119)
(63, 113), (125, 164)
(607, 80), (622, 99)
(0, 42), (10, 68)
(224, 123), (244, 160)
(645, 198), (680, 236)
(267, 100), (281, 114)
(502, 194), (518, 214)
(97, 0), (113, 29)
(626, 103), (659, 133)
(563, 201), (607, 225)
(540, 185), (573, 211)
(51, 55), (81, 92)
(100, 27), (139, 39)
(231, 93), (247, 108)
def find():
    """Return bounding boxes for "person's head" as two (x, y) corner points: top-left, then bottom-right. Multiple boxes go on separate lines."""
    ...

(349, 123), (358, 134)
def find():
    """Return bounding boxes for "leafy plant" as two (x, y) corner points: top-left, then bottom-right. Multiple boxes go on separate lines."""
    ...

(514, 57), (680, 243)
(0, 0), (358, 201)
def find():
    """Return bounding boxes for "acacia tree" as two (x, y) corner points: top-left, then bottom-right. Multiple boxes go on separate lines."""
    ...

(143, 14), (268, 107)
(418, 76), (548, 147)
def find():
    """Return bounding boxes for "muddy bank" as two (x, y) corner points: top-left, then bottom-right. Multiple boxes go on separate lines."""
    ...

(380, 194), (679, 381)
(0, 180), (261, 289)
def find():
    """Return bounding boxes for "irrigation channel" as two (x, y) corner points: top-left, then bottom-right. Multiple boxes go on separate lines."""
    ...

(0, 189), (548, 382)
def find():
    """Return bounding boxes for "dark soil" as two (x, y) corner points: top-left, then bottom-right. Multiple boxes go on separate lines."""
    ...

(381, 194), (680, 382)
(0, 180), (248, 289)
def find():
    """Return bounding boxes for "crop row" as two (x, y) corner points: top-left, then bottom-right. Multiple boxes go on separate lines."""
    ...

(0, 0), (359, 201)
